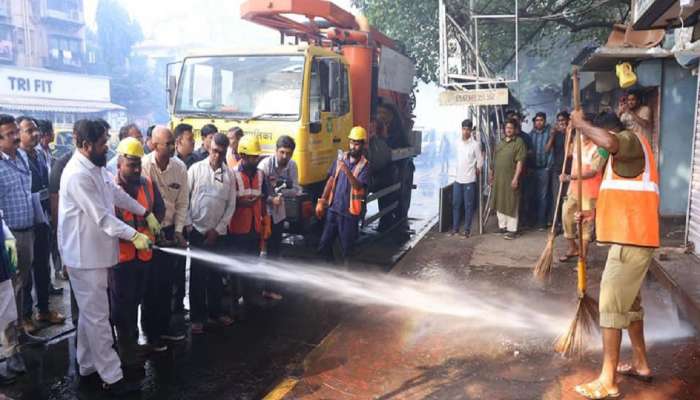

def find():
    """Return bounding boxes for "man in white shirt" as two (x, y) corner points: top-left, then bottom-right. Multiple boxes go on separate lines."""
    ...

(187, 133), (236, 335)
(141, 126), (189, 346)
(58, 119), (160, 396)
(452, 119), (483, 237)
(257, 135), (301, 257)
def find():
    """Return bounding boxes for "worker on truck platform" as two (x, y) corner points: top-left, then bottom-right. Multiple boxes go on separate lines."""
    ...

(109, 138), (165, 363)
(317, 126), (370, 261)
(228, 135), (278, 305)
(58, 119), (160, 396)
(571, 111), (659, 400)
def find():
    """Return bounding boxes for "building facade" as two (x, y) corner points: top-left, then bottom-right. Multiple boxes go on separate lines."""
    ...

(0, 0), (125, 133)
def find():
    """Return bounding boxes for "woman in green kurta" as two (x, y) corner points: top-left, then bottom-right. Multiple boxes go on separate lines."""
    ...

(490, 120), (527, 218)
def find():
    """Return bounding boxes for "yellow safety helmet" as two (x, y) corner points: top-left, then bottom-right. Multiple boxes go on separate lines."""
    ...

(348, 126), (367, 142)
(238, 135), (262, 156)
(117, 137), (144, 159)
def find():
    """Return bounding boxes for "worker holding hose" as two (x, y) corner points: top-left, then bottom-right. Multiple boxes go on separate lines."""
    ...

(570, 111), (659, 400)
(58, 120), (160, 396)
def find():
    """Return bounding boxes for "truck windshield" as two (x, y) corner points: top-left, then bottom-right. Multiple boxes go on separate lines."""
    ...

(175, 55), (304, 119)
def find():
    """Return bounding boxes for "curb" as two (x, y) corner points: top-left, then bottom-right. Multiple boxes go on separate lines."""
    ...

(649, 257), (700, 333)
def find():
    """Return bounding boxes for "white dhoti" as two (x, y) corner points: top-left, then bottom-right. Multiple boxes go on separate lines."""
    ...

(0, 279), (18, 357)
(68, 267), (123, 384)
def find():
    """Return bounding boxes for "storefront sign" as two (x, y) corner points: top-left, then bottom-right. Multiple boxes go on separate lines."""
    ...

(439, 88), (509, 106)
(0, 66), (110, 102)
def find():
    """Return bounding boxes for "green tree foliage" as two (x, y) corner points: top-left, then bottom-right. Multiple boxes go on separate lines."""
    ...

(352, 0), (631, 85)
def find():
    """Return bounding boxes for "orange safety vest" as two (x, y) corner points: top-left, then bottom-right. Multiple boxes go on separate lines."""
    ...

(568, 140), (603, 201)
(229, 169), (265, 235)
(328, 155), (368, 217)
(227, 152), (241, 170)
(117, 176), (155, 263)
(596, 130), (659, 248)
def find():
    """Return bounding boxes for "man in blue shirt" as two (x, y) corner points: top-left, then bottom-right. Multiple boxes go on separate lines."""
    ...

(528, 112), (552, 230)
(0, 115), (36, 339)
(17, 117), (65, 332)
(318, 127), (370, 261)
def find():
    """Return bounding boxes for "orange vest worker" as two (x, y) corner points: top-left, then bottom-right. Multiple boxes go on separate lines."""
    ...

(328, 155), (368, 217)
(229, 169), (265, 235)
(569, 140), (603, 202)
(117, 176), (156, 262)
(596, 130), (659, 248)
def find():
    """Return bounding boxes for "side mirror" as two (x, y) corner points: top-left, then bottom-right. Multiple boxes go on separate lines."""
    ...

(167, 76), (177, 109)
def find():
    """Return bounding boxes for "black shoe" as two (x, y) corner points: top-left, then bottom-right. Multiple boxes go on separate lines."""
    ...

(504, 232), (517, 240)
(49, 286), (64, 295)
(7, 354), (26, 374)
(0, 370), (17, 386)
(498, 228), (507, 234)
(18, 331), (46, 346)
(160, 329), (186, 342)
(147, 340), (168, 353)
(102, 378), (140, 397)
(79, 371), (101, 387)
(463, 230), (471, 238)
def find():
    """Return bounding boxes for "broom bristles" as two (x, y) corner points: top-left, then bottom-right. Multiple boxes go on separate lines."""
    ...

(533, 232), (556, 283)
(554, 294), (599, 358)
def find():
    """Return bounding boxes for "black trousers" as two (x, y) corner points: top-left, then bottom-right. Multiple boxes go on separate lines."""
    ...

(189, 229), (224, 324)
(266, 222), (284, 257)
(32, 223), (51, 314)
(142, 226), (177, 340)
(229, 234), (262, 302)
(108, 260), (147, 344)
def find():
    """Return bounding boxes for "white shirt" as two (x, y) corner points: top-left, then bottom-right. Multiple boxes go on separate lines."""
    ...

(257, 156), (301, 223)
(58, 152), (146, 269)
(187, 159), (236, 235)
(454, 136), (483, 184)
(141, 153), (189, 232)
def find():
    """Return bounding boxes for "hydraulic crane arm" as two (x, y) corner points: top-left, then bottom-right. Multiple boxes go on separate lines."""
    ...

(240, 0), (397, 50)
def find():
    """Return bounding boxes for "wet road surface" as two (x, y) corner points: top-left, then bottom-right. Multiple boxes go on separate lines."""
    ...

(0, 159), (443, 400)
(285, 230), (700, 399)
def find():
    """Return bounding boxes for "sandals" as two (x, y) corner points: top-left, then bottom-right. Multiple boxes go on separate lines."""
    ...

(559, 253), (578, 262)
(262, 291), (283, 301)
(574, 380), (621, 399)
(617, 364), (654, 382)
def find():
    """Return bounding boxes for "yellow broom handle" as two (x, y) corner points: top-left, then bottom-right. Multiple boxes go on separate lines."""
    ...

(572, 67), (587, 296)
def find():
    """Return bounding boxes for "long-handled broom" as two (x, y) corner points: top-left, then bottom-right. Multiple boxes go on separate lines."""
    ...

(554, 68), (599, 358)
(532, 126), (573, 283)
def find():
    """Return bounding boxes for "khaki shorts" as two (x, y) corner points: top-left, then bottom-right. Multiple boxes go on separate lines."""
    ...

(599, 244), (654, 329)
(562, 197), (596, 241)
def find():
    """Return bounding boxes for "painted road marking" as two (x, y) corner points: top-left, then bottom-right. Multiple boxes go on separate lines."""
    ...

(262, 377), (299, 400)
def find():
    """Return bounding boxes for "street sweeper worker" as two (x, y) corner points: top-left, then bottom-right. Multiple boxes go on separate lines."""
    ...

(570, 110), (658, 400)
(58, 119), (161, 396)
(110, 137), (166, 360)
(558, 132), (605, 262)
(317, 126), (370, 260)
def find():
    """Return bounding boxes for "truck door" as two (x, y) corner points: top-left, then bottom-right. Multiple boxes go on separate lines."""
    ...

(309, 57), (353, 180)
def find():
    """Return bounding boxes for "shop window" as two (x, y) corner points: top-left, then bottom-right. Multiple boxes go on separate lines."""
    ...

(0, 25), (12, 62)
(48, 35), (82, 68)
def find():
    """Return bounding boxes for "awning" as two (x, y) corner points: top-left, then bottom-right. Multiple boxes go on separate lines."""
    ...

(573, 46), (673, 71)
(0, 96), (126, 113)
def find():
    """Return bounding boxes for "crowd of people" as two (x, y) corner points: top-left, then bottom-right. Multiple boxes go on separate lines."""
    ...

(0, 115), (371, 396)
(452, 89), (653, 249)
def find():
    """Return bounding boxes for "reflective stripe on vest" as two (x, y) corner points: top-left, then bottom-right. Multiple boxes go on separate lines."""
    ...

(595, 130), (659, 248)
(117, 177), (155, 263)
(229, 169), (264, 235)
